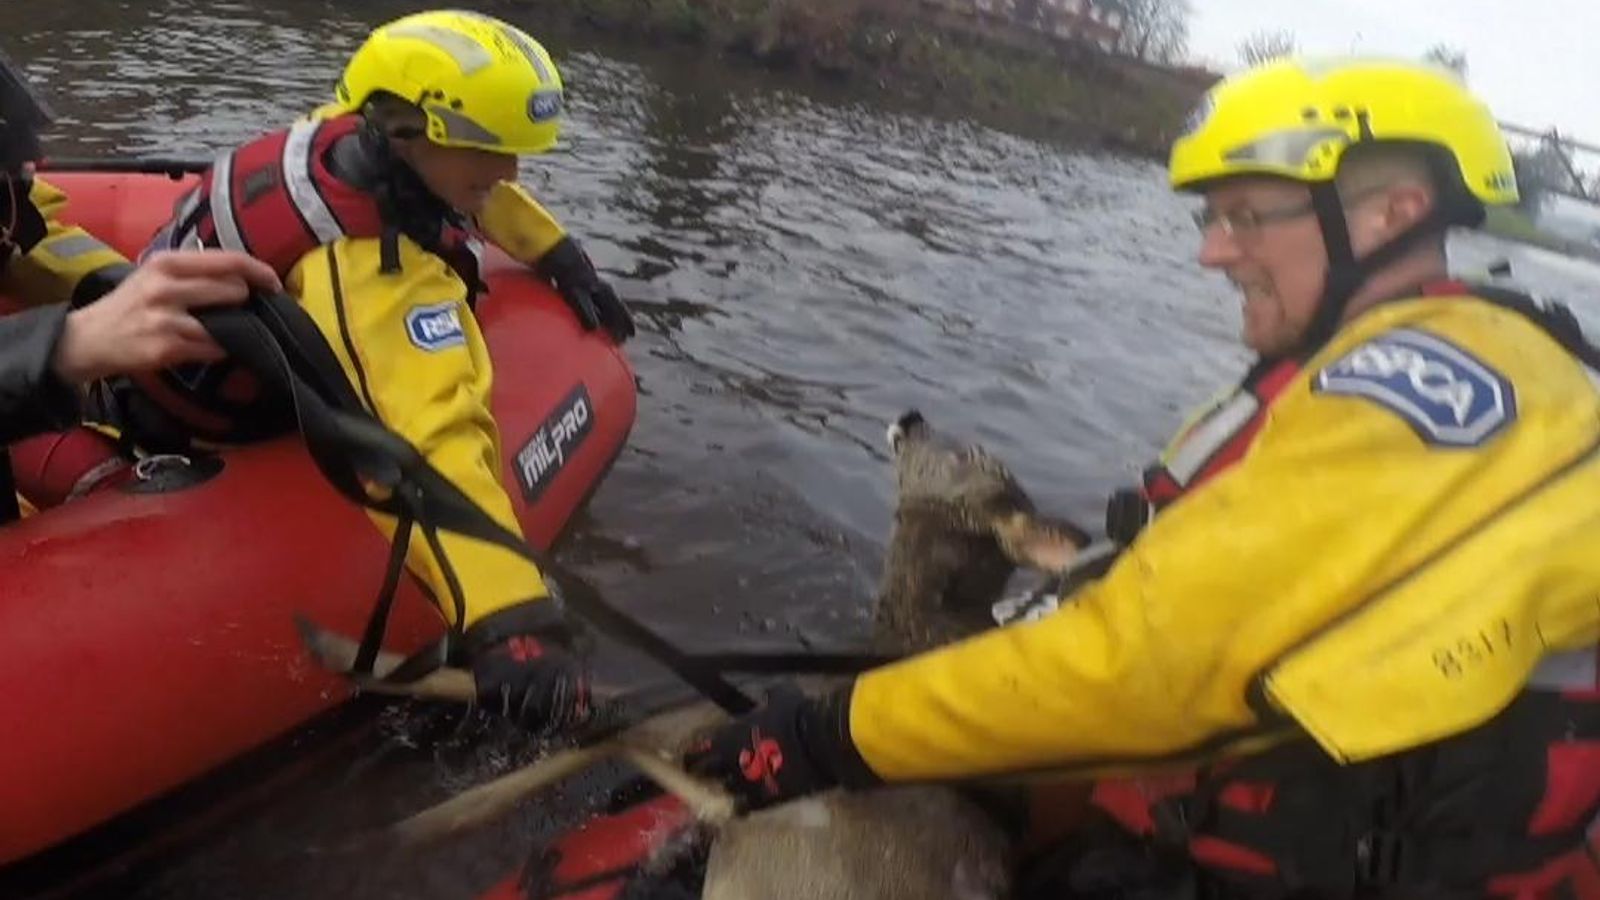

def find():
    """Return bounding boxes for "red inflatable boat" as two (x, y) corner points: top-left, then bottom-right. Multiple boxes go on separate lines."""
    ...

(0, 168), (637, 874)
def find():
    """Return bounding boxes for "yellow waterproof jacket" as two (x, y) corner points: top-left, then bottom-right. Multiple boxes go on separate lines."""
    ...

(284, 234), (546, 628)
(4, 177), (132, 307)
(280, 183), (576, 630)
(848, 293), (1600, 781)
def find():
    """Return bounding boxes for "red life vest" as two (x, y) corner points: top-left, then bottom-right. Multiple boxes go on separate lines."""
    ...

(1090, 285), (1600, 899)
(155, 114), (484, 283)
(1103, 357), (1299, 545)
(124, 114), (485, 445)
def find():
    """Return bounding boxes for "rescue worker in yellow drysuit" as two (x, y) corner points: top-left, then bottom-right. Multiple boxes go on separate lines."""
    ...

(687, 57), (1600, 899)
(103, 10), (634, 733)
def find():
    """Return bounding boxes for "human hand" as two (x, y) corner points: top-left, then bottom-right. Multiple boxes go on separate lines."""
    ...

(50, 249), (281, 384)
(535, 236), (636, 343)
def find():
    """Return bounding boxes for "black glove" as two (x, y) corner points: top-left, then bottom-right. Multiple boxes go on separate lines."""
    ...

(682, 684), (878, 811)
(464, 601), (591, 736)
(535, 236), (636, 344)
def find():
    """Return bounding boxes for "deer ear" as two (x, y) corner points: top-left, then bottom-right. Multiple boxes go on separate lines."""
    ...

(992, 512), (1091, 574)
(886, 409), (927, 453)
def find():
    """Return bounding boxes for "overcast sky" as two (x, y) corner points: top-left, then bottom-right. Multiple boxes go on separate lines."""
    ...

(1186, 0), (1599, 152)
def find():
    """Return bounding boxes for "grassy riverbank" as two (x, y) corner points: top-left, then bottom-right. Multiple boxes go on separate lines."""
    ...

(503, 0), (1216, 158)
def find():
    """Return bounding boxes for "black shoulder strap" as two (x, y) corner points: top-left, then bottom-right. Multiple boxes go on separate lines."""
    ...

(9, 173), (49, 259)
(197, 298), (758, 715)
(1466, 283), (1600, 373)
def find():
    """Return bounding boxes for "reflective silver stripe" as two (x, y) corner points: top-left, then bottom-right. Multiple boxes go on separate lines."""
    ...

(164, 186), (205, 250)
(174, 184), (202, 225)
(526, 49), (553, 85)
(1527, 647), (1599, 691)
(501, 25), (554, 83)
(137, 224), (173, 262)
(451, 11), (554, 83)
(209, 151), (247, 253)
(41, 233), (112, 260)
(282, 120), (345, 244)
(387, 23), (490, 74)
(176, 184), (202, 220)
(1224, 127), (1350, 169)
(66, 456), (131, 502)
(1165, 393), (1260, 485)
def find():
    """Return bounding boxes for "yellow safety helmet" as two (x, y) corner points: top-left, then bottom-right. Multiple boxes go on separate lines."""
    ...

(1169, 57), (1518, 218)
(333, 9), (565, 154)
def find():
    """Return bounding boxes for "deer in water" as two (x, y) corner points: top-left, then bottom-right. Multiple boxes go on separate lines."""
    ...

(598, 410), (1088, 900)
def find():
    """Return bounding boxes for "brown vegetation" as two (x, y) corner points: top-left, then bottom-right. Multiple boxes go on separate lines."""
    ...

(503, 0), (1218, 156)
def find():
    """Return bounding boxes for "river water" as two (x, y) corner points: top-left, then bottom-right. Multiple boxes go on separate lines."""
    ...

(9, 2), (1600, 897)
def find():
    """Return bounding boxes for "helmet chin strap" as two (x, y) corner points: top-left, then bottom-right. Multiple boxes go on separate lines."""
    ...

(1295, 181), (1454, 359)
(339, 117), (455, 274)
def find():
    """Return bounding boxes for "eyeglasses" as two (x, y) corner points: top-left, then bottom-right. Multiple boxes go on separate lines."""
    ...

(1191, 200), (1317, 238)
(1192, 185), (1392, 240)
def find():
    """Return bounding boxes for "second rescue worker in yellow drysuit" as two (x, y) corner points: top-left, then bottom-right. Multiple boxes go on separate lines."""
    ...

(105, 11), (635, 733)
(687, 59), (1600, 898)
(0, 48), (133, 313)
(5, 178), (133, 310)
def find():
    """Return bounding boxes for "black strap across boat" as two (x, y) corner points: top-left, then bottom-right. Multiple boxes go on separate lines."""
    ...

(40, 156), (209, 177)
(198, 295), (896, 717)
(197, 296), (752, 712)
(676, 650), (898, 674)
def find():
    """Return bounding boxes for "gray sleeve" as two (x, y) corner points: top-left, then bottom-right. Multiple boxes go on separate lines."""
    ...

(0, 304), (82, 444)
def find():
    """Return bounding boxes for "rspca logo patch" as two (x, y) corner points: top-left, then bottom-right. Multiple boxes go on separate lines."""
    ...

(1314, 329), (1517, 447)
(405, 302), (467, 352)
(528, 89), (563, 123)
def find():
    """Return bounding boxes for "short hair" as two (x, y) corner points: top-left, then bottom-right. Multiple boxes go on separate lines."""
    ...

(1336, 143), (1437, 203)
(1336, 143), (1452, 247)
